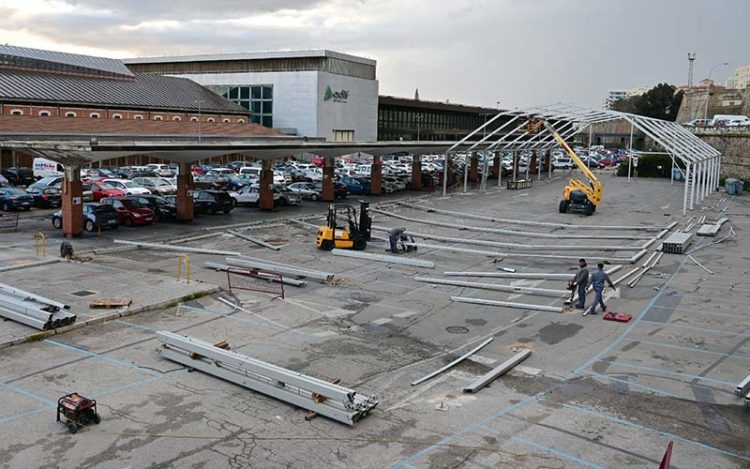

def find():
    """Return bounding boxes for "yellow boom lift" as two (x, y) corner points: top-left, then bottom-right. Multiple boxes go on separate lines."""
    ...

(542, 121), (603, 216)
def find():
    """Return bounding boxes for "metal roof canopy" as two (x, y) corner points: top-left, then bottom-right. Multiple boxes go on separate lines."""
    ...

(442, 103), (722, 215)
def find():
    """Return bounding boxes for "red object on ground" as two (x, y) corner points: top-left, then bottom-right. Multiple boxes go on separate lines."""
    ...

(659, 440), (673, 469)
(603, 311), (632, 322)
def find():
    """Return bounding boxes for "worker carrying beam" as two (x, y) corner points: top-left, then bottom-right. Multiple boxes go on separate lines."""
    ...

(587, 263), (616, 315)
(388, 226), (407, 254)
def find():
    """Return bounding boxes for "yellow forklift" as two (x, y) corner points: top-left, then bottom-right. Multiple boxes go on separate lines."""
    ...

(316, 201), (371, 251)
(542, 121), (603, 216)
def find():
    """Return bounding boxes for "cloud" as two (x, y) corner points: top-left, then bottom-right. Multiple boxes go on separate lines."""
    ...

(0, 0), (747, 108)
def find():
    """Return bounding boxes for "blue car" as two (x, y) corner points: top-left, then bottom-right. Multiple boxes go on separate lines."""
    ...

(51, 203), (120, 232)
(339, 177), (369, 195)
(0, 187), (33, 211)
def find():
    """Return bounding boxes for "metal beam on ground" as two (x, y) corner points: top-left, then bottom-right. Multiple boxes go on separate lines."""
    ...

(411, 337), (494, 386)
(414, 277), (569, 297)
(227, 230), (281, 251)
(463, 350), (532, 394)
(156, 331), (378, 426)
(113, 239), (239, 256)
(443, 272), (574, 280)
(404, 242), (639, 264)
(204, 262), (307, 286)
(330, 249), (435, 269)
(226, 257), (334, 282)
(451, 296), (564, 313)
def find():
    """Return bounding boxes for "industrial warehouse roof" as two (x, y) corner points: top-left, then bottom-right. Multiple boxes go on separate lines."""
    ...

(0, 69), (249, 115)
(0, 44), (134, 79)
(125, 49), (376, 67)
(379, 95), (499, 115)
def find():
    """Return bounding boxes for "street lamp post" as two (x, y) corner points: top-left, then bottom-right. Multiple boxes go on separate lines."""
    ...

(703, 62), (729, 121)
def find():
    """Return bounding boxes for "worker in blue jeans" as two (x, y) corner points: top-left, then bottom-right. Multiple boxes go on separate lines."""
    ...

(388, 226), (406, 254)
(588, 263), (616, 315)
(573, 258), (589, 309)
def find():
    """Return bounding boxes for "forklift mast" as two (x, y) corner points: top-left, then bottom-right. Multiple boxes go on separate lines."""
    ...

(359, 201), (372, 241)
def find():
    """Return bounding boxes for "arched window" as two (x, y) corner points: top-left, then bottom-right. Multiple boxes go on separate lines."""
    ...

(154, 115), (163, 121)
(190, 117), (199, 122)
(172, 116), (182, 121)
(206, 117), (215, 123)
(223, 118), (231, 123)
(90, 112), (101, 118)
(65, 111), (77, 118)
(134, 114), (143, 120)
(112, 113), (123, 120)
(237, 119), (246, 123)
(39, 111), (51, 117)
(10, 109), (23, 116)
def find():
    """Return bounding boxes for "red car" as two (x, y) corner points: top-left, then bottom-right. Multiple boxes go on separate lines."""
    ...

(100, 197), (155, 226)
(87, 182), (125, 201)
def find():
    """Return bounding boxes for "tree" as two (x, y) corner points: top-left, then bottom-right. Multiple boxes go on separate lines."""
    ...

(610, 84), (683, 121)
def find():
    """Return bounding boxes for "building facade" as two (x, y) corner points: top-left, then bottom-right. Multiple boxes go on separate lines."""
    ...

(377, 95), (502, 141)
(730, 65), (750, 90)
(126, 50), (379, 142)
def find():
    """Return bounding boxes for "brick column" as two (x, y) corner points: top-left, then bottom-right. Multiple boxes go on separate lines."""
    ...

(492, 151), (501, 179)
(469, 151), (479, 182)
(512, 151), (520, 180)
(322, 156), (335, 202)
(176, 162), (194, 222)
(530, 150), (538, 174)
(370, 155), (382, 195)
(259, 160), (274, 211)
(61, 166), (83, 238)
(544, 149), (551, 178)
(411, 154), (422, 190)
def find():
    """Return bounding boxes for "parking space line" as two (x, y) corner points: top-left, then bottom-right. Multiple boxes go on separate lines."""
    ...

(0, 381), (56, 406)
(45, 339), (160, 376)
(389, 392), (545, 468)
(650, 305), (748, 320)
(0, 407), (48, 425)
(562, 403), (750, 463)
(596, 360), (736, 386)
(177, 303), (282, 331)
(589, 371), (676, 397)
(630, 339), (750, 360)
(115, 319), (158, 331)
(638, 320), (750, 337)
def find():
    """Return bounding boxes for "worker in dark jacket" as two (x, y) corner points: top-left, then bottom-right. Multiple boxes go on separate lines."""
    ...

(389, 226), (406, 254)
(587, 263), (616, 315)
(573, 258), (589, 309)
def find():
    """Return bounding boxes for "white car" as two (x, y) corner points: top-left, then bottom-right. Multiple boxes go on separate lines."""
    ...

(146, 164), (174, 177)
(382, 176), (406, 191)
(288, 182), (322, 200)
(552, 157), (574, 170)
(229, 185), (280, 206)
(102, 178), (152, 195)
(132, 177), (177, 195)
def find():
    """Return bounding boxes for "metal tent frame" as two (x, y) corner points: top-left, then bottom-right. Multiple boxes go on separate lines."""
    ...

(442, 103), (722, 215)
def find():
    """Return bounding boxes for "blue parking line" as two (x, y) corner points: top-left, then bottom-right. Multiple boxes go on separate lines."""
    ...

(573, 256), (688, 375)
(177, 303), (281, 331)
(632, 339), (750, 360)
(115, 319), (158, 332)
(44, 339), (159, 376)
(390, 392), (545, 468)
(649, 305), (747, 320)
(588, 371), (677, 397)
(0, 407), (48, 425)
(638, 320), (750, 338)
(0, 381), (56, 407)
(563, 403), (750, 463)
(510, 435), (604, 469)
(596, 360), (736, 386)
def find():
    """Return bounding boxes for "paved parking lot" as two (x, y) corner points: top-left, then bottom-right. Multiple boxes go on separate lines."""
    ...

(0, 174), (748, 468)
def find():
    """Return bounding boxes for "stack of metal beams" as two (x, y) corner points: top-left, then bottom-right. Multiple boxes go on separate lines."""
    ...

(697, 218), (729, 237)
(662, 232), (694, 254)
(0, 283), (77, 330)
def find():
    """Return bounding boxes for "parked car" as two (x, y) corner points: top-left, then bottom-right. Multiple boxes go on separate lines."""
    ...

(86, 182), (125, 201)
(1, 167), (35, 187)
(28, 176), (63, 190)
(0, 187), (33, 211)
(273, 185), (302, 206)
(338, 177), (369, 195)
(552, 157), (574, 170)
(81, 168), (115, 180)
(123, 169), (159, 179)
(102, 178), (152, 195)
(193, 190), (234, 214)
(313, 182), (348, 199)
(131, 177), (177, 196)
(287, 182), (322, 200)
(229, 185), (280, 207)
(25, 186), (62, 208)
(100, 197), (155, 226)
(145, 164), (174, 177)
(125, 194), (177, 221)
(0, 174), (8, 187)
(52, 203), (120, 232)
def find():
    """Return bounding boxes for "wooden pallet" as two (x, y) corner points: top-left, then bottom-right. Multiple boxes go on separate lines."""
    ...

(89, 298), (132, 309)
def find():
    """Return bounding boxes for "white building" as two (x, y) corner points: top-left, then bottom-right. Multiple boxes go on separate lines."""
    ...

(729, 65), (750, 90)
(125, 50), (379, 142)
(604, 90), (628, 108)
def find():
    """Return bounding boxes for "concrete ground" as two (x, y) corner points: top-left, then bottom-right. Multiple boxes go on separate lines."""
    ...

(0, 172), (748, 469)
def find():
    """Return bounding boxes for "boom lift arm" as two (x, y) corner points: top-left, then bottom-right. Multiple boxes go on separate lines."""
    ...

(542, 121), (603, 215)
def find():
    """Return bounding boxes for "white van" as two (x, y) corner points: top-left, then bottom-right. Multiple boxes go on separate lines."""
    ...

(238, 167), (262, 178)
(354, 164), (372, 177)
(33, 158), (64, 179)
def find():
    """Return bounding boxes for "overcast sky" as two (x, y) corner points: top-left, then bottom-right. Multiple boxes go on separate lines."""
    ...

(0, 0), (747, 108)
